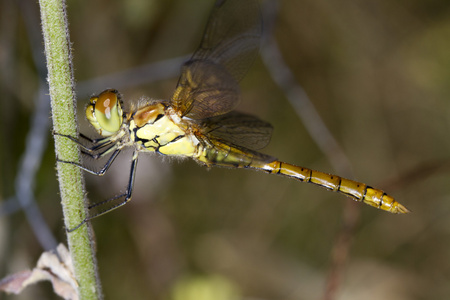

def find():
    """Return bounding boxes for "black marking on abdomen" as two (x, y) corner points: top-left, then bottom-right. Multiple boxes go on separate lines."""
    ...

(362, 185), (370, 201)
(379, 192), (387, 208)
(277, 161), (282, 174)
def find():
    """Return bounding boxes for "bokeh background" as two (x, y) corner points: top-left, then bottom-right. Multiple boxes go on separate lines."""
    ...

(1, 0), (450, 299)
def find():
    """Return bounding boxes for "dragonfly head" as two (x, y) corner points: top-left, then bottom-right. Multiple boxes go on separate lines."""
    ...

(86, 89), (124, 137)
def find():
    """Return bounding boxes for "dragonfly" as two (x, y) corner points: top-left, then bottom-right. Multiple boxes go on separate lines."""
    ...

(57, 0), (408, 231)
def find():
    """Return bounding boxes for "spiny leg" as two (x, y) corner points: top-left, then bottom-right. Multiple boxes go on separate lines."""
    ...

(80, 143), (118, 160)
(56, 129), (125, 176)
(54, 132), (115, 153)
(58, 147), (122, 176)
(67, 151), (139, 232)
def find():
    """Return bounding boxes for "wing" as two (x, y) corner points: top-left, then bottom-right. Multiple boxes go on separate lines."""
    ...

(171, 0), (262, 119)
(200, 111), (273, 150)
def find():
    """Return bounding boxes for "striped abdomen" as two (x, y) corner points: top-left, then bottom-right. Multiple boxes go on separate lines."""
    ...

(196, 142), (409, 214)
(256, 160), (409, 214)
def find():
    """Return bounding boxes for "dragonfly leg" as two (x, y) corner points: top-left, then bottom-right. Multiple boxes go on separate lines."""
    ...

(79, 133), (105, 144)
(80, 142), (121, 160)
(57, 147), (122, 176)
(67, 151), (139, 232)
(54, 132), (114, 152)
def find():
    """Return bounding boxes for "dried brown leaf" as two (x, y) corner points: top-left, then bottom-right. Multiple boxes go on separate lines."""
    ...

(0, 244), (78, 300)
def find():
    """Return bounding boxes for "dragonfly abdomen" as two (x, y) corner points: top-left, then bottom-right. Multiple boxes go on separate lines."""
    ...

(196, 141), (408, 214)
(252, 160), (409, 214)
(197, 142), (261, 167)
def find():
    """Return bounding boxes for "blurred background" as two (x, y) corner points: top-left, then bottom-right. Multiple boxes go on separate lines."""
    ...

(1, 0), (450, 299)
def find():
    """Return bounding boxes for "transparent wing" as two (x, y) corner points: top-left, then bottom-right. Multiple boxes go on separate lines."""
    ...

(200, 111), (273, 150)
(171, 0), (262, 119)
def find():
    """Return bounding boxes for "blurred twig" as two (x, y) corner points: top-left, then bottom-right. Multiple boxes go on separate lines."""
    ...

(0, 87), (57, 251)
(12, 88), (57, 250)
(381, 159), (450, 192)
(261, 1), (360, 299)
(77, 55), (188, 96)
(0, 0), (57, 251)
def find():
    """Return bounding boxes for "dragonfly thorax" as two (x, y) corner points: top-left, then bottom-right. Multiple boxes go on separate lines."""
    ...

(129, 103), (198, 157)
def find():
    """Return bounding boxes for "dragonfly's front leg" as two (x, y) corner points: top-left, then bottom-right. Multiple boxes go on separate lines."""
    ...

(54, 132), (115, 153)
(67, 151), (139, 232)
(55, 132), (121, 176)
(58, 147), (122, 176)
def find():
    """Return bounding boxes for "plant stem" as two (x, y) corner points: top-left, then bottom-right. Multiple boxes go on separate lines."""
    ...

(38, 0), (102, 298)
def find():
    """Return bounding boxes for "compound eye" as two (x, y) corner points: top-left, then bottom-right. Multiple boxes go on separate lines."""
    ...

(96, 90), (117, 120)
(86, 89), (123, 136)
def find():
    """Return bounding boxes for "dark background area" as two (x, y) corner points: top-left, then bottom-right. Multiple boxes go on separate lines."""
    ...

(1, 0), (450, 299)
